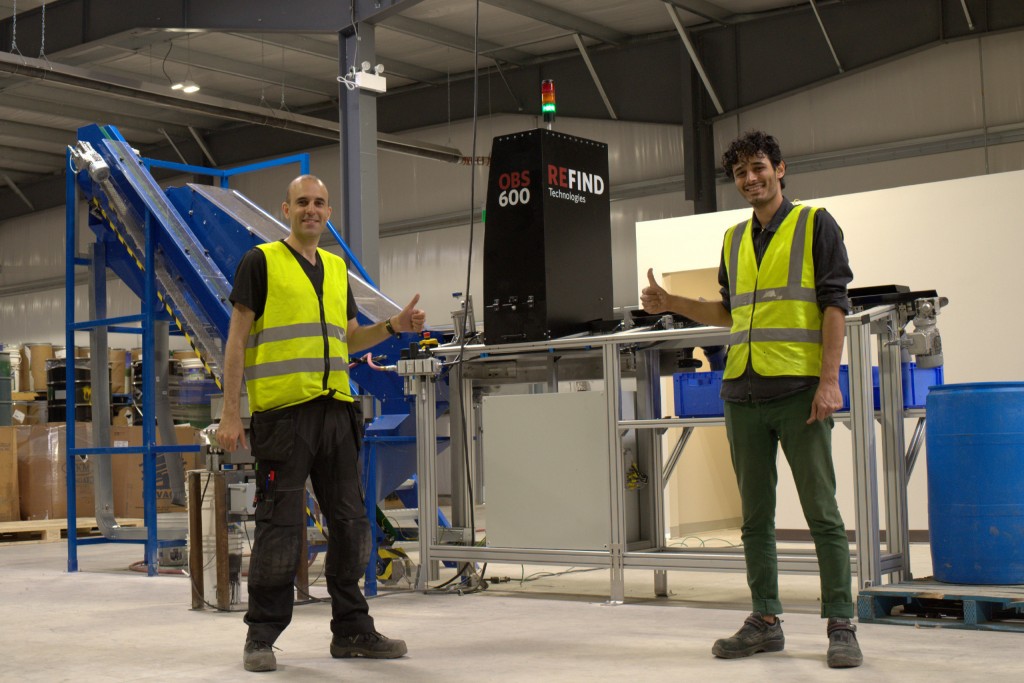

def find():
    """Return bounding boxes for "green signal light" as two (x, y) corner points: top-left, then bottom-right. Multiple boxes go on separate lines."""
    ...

(542, 103), (556, 113)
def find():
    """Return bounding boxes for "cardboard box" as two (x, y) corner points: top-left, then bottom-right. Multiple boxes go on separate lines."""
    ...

(17, 423), (95, 521)
(0, 426), (20, 521)
(109, 425), (201, 517)
(19, 343), (54, 393)
(11, 400), (47, 426)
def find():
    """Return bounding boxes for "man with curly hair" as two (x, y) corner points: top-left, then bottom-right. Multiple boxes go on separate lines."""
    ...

(641, 131), (861, 668)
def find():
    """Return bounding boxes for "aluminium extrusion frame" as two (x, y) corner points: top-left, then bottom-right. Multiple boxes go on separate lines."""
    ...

(416, 310), (919, 601)
(845, 304), (916, 587)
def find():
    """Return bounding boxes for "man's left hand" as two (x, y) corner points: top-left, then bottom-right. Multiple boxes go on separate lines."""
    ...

(392, 293), (426, 333)
(808, 379), (843, 423)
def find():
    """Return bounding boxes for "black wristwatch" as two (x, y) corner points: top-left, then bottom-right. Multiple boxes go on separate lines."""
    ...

(384, 317), (400, 337)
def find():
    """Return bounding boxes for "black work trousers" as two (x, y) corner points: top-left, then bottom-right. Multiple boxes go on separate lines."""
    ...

(244, 398), (374, 644)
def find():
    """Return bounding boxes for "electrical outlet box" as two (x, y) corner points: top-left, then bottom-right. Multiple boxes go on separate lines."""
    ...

(355, 71), (387, 93)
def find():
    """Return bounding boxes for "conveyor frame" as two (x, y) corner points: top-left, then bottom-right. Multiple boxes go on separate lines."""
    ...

(421, 309), (923, 601)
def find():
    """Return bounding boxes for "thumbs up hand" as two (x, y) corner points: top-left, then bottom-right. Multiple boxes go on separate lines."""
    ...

(391, 294), (426, 333)
(640, 268), (672, 314)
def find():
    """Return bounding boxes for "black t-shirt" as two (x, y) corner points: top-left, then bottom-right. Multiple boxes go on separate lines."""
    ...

(229, 240), (359, 322)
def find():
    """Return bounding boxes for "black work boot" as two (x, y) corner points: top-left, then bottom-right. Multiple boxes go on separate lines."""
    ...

(243, 640), (277, 672)
(826, 617), (863, 668)
(330, 631), (408, 659)
(712, 612), (785, 659)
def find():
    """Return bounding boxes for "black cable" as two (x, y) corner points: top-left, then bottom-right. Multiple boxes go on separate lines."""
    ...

(463, 0), (486, 584)
(444, 0), (483, 585)
(160, 40), (175, 86)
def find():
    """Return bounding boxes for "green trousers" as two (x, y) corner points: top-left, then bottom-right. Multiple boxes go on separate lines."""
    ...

(724, 387), (854, 618)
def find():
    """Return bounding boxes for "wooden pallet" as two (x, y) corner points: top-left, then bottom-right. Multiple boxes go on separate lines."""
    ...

(0, 517), (144, 545)
(859, 578), (1024, 633)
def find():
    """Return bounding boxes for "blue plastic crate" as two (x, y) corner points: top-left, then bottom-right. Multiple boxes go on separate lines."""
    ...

(902, 362), (943, 408)
(673, 371), (725, 418)
(838, 363), (944, 411)
(838, 365), (879, 411)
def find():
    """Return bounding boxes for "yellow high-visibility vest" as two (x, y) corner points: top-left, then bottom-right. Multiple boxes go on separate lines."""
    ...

(723, 205), (823, 380)
(244, 241), (352, 412)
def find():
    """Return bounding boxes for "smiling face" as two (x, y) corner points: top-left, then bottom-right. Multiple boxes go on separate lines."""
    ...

(731, 152), (785, 212)
(282, 176), (332, 245)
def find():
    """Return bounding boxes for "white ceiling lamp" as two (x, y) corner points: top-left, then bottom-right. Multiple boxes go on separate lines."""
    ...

(171, 79), (200, 94)
(170, 33), (200, 94)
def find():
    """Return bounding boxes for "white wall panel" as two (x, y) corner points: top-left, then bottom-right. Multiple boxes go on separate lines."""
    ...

(379, 222), (484, 329)
(982, 31), (1024, 126)
(3, 29), (1022, 357)
(376, 189), (690, 322)
(0, 278), (144, 350)
(716, 38), (988, 158)
(378, 114), (686, 224)
(0, 205), (71, 288)
(640, 169), (1024, 532)
(609, 192), (691, 306)
(987, 139), (1024, 172)
(226, 147), (339, 224)
(716, 148), (988, 211)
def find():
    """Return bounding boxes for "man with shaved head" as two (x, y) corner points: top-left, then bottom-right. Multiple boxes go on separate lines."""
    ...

(219, 175), (425, 672)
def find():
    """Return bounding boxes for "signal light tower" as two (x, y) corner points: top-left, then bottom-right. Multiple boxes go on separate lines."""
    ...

(541, 79), (556, 129)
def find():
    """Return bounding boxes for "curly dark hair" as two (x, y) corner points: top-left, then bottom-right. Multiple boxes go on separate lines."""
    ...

(722, 130), (785, 189)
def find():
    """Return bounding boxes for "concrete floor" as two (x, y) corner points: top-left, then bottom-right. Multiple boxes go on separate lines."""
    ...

(1, 531), (1017, 682)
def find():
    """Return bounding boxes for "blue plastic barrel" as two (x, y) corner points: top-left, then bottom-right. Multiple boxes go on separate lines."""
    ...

(926, 383), (1024, 584)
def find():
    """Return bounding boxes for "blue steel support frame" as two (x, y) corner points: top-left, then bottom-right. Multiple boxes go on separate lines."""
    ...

(65, 136), (196, 575)
(67, 139), (420, 583)
(65, 149), (79, 572)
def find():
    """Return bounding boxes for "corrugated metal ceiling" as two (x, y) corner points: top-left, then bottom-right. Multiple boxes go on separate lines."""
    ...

(0, 0), (1020, 219)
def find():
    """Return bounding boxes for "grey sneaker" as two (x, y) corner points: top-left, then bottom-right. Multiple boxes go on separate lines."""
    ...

(330, 631), (408, 659)
(243, 640), (277, 672)
(712, 612), (785, 659)
(827, 617), (863, 668)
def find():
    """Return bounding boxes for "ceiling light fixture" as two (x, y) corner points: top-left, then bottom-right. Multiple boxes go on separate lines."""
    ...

(171, 79), (200, 94)
(169, 33), (201, 94)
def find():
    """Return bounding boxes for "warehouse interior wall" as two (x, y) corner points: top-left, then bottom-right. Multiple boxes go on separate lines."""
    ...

(222, 113), (691, 322)
(714, 32), (1024, 209)
(0, 31), (1022, 537)
(3, 31), (1023, 345)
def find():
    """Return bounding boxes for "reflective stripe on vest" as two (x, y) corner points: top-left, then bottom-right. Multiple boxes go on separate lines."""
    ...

(244, 241), (352, 412)
(723, 205), (823, 380)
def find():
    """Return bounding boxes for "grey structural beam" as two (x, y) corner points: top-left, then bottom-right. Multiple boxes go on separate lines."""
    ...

(481, 0), (629, 46)
(228, 31), (448, 85)
(666, 2), (723, 115)
(340, 24), (381, 281)
(0, 49), (463, 163)
(381, 14), (533, 66)
(809, 0), (844, 74)
(337, 0), (429, 280)
(0, 145), (67, 174)
(188, 126), (218, 167)
(663, 0), (733, 25)
(0, 50), (341, 140)
(573, 34), (617, 120)
(0, 0), (425, 48)
(0, 90), (210, 137)
(98, 35), (337, 98)
(0, 119), (77, 152)
(2, 174), (35, 211)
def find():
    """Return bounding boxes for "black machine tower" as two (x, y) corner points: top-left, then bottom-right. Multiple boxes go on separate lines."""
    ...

(483, 128), (614, 344)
